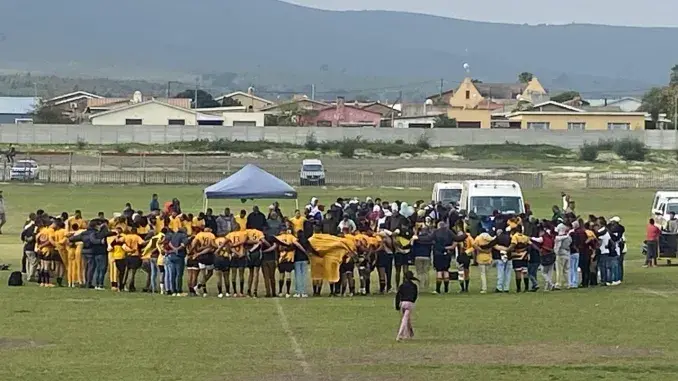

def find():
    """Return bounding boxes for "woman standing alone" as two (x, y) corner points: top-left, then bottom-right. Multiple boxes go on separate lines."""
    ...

(395, 270), (418, 341)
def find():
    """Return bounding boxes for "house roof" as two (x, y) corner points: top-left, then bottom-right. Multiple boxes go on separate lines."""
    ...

(426, 89), (455, 100)
(215, 91), (274, 105)
(47, 91), (102, 105)
(317, 103), (383, 115)
(87, 97), (192, 110)
(0, 97), (38, 114)
(474, 83), (525, 100)
(260, 98), (329, 111)
(531, 100), (584, 112)
(88, 99), (195, 120)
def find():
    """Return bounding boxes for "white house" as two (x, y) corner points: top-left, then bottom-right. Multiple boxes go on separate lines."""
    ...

(392, 115), (440, 129)
(90, 99), (199, 126)
(214, 90), (275, 111)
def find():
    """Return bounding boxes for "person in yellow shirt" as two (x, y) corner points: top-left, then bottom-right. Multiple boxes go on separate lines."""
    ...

(109, 214), (128, 233)
(141, 229), (165, 293)
(339, 231), (361, 296)
(213, 235), (231, 298)
(122, 227), (146, 292)
(50, 220), (69, 287)
(226, 229), (249, 297)
(508, 225), (531, 293)
(473, 230), (495, 294)
(289, 210), (306, 234)
(182, 213), (194, 236)
(107, 228), (127, 291)
(66, 210), (87, 233)
(36, 222), (55, 287)
(168, 212), (182, 233)
(66, 224), (86, 287)
(192, 213), (206, 233)
(152, 213), (166, 234)
(455, 231), (475, 293)
(234, 210), (247, 232)
(276, 226), (306, 297)
(246, 229), (266, 297)
(194, 227), (216, 297)
(309, 228), (355, 296)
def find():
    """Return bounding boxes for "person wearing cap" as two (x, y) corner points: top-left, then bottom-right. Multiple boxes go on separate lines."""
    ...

(609, 217), (627, 281)
(395, 270), (418, 341)
(554, 223), (572, 290)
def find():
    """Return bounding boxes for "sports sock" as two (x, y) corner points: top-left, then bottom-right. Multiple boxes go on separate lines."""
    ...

(379, 280), (386, 293)
(286, 279), (291, 294)
(239, 281), (244, 294)
(459, 280), (465, 292)
(278, 280), (284, 294)
(465, 279), (470, 292)
(436, 280), (441, 293)
(444, 280), (450, 293)
(516, 278), (522, 292)
(231, 281), (237, 293)
(56, 277), (63, 287)
(217, 285), (223, 294)
(523, 277), (529, 290)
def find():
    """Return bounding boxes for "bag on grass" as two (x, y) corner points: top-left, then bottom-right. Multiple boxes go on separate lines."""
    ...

(8, 271), (23, 286)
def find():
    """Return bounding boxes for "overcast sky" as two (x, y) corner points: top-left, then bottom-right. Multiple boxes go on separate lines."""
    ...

(283, 0), (678, 27)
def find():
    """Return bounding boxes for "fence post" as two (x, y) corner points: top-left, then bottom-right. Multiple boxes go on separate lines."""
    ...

(97, 152), (102, 185)
(1, 161), (5, 182)
(67, 152), (73, 183)
(585, 173), (590, 189)
(141, 153), (146, 184)
(47, 164), (52, 183)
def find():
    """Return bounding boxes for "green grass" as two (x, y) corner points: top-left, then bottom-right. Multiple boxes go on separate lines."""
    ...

(0, 185), (677, 381)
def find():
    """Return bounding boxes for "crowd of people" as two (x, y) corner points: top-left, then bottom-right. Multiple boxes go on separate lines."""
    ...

(18, 191), (629, 297)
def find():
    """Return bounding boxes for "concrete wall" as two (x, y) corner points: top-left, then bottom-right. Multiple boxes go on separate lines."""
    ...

(3, 124), (678, 149)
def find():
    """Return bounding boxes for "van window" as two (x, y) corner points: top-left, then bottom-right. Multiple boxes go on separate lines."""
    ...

(653, 196), (660, 210)
(667, 203), (678, 214)
(302, 164), (323, 172)
(470, 196), (523, 216)
(439, 189), (461, 204)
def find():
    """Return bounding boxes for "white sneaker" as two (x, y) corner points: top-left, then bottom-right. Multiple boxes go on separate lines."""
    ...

(480, 290), (486, 294)
(278, 293), (284, 298)
(612, 281), (621, 286)
(285, 294), (291, 298)
(292, 293), (301, 298)
(218, 293), (224, 298)
(432, 291), (438, 295)
(301, 294), (309, 298)
(224, 293), (230, 297)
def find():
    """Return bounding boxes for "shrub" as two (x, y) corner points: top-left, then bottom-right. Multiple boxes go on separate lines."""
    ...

(114, 144), (129, 153)
(338, 138), (358, 158)
(415, 133), (431, 150)
(613, 137), (647, 161)
(579, 143), (599, 161)
(76, 137), (87, 150)
(594, 139), (615, 151)
(394, 139), (405, 145)
(304, 132), (319, 151)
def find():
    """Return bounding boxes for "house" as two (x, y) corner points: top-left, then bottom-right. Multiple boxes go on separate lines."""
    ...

(0, 97), (38, 124)
(426, 89), (455, 105)
(393, 115), (441, 129)
(361, 101), (400, 118)
(85, 92), (191, 116)
(44, 91), (102, 122)
(587, 97), (642, 112)
(444, 78), (501, 128)
(506, 100), (646, 130)
(300, 97), (382, 127)
(261, 98), (329, 115)
(90, 99), (202, 126)
(214, 90), (275, 111)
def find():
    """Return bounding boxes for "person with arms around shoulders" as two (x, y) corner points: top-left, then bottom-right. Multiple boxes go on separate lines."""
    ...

(395, 270), (418, 341)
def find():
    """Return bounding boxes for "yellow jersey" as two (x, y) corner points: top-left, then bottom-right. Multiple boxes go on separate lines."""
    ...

(123, 233), (145, 256)
(510, 233), (531, 260)
(226, 230), (249, 256)
(36, 227), (54, 256)
(289, 216), (306, 233)
(276, 233), (298, 263)
(214, 237), (229, 257)
(107, 236), (127, 261)
(194, 231), (216, 251)
(192, 217), (205, 232)
(473, 233), (494, 265)
(234, 216), (247, 231)
(168, 216), (182, 233)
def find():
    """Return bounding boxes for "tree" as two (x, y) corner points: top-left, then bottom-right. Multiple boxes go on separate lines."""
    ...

(174, 89), (220, 108)
(671, 64), (678, 85)
(471, 79), (483, 84)
(31, 102), (74, 124)
(220, 97), (242, 107)
(551, 91), (581, 103)
(518, 72), (534, 84)
(433, 115), (457, 128)
(640, 87), (669, 129)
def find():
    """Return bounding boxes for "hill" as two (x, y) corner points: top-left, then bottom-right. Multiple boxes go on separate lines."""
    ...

(0, 0), (675, 96)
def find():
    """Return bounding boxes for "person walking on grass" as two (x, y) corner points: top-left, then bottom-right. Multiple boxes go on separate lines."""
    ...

(395, 270), (418, 341)
(644, 218), (660, 268)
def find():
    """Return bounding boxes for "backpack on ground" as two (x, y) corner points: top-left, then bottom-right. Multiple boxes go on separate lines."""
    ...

(8, 271), (23, 286)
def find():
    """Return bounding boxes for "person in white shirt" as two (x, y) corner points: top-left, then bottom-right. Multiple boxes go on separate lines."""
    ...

(338, 214), (356, 234)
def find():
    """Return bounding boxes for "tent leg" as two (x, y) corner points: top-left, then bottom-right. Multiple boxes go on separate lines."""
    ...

(203, 197), (208, 213)
(295, 198), (299, 210)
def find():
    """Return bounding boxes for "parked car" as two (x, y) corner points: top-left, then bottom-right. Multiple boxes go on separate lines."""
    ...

(10, 159), (40, 181)
(299, 159), (326, 186)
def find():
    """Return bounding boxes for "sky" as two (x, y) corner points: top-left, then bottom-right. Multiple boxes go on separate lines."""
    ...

(283, 0), (678, 27)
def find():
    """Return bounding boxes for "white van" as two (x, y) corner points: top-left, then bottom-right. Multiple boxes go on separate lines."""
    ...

(651, 191), (678, 219)
(460, 180), (525, 217)
(432, 182), (463, 206)
(299, 159), (326, 186)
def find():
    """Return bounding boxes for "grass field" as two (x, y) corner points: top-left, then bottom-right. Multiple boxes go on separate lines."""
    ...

(1, 184), (677, 381)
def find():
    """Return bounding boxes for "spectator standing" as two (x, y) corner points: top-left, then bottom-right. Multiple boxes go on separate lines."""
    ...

(395, 270), (418, 341)
(411, 222), (433, 292)
(0, 190), (6, 234)
(554, 224), (572, 290)
(149, 194), (160, 212)
(247, 206), (267, 231)
(644, 218), (661, 268)
(568, 221), (582, 288)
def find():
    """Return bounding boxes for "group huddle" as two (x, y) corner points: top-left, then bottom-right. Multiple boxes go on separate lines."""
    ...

(18, 193), (628, 298)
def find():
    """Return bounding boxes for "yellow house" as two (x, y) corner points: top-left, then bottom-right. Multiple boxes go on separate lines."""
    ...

(446, 77), (496, 128)
(507, 101), (646, 130)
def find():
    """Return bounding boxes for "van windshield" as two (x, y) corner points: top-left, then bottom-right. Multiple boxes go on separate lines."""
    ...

(470, 196), (523, 216)
(667, 203), (678, 214)
(439, 189), (461, 204)
(302, 165), (323, 172)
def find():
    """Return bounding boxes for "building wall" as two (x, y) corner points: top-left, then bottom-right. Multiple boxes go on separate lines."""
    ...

(230, 94), (271, 111)
(393, 117), (437, 128)
(449, 78), (484, 109)
(516, 113), (646, 130)
(305, 106), (382, 127)
(91, 103), (197, 126)
(447, 108), (492, 129)
(221, 112), (265, 127)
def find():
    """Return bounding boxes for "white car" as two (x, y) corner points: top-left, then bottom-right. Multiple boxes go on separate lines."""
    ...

(459, 180), (525, 217)
(10, 159), (40, 181)
(299, 159), (326, 186)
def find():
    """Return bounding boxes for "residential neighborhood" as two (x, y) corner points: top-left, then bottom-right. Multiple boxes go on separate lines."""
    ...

(0, 73), (668, 130)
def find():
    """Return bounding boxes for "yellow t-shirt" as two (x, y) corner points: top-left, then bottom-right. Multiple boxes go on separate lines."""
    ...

(276, 233), (298, 263)
(123, 234), (145, 256)
(182, 220), (193, 236)
(510, 233), (531, 260)
(154, 218), (165, 233)
(168, 216), (182, 233)
(136, 224), (150, 236)
(107, 236), (127, 261)
(194, 231), (216, 251)
(289, 216), (306, 233)
(234, 216), (247, 231)
(214, 237), (228, 257)
(474, 233), (494, 265)
(192, 217), (205, 232)
(226, 230), (249, 256)
(66, 217), (87, 232)
(36, 227), (54, 256)
(52, 228), (68, 251)
(246, 229), (264, 243)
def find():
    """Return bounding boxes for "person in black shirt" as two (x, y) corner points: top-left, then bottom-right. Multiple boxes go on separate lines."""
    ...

(204, 208), (218, 233)
(246, 206), (267, 231)
(395, 270), (418, 341)
(432, 222), (455, 294)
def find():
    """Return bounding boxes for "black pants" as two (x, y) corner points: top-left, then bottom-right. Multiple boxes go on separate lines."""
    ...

(84, 253), (96, 287)
(115, 259), (127, 289)
(579, 253), (591, 287)
(261, 260), (277, 297)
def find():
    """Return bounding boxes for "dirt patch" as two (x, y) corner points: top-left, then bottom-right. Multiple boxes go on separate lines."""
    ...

(0, 338), (49, 350)
(330, 343), (662, 366)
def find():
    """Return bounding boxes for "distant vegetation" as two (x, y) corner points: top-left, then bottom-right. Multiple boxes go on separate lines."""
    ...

(578, 138), (647, 162)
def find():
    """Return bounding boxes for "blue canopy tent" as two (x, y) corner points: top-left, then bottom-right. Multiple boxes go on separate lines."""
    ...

(203, 164), (298, 210)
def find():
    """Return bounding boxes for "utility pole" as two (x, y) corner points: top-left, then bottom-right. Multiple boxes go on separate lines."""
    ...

(390, 90), (402, 128)
(167, 81), (171, 99)
(673, 92), (677, 131)
(311, 84), (316, 100)
(439, 78), (444, 99)
(194, 77), (199, 109)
